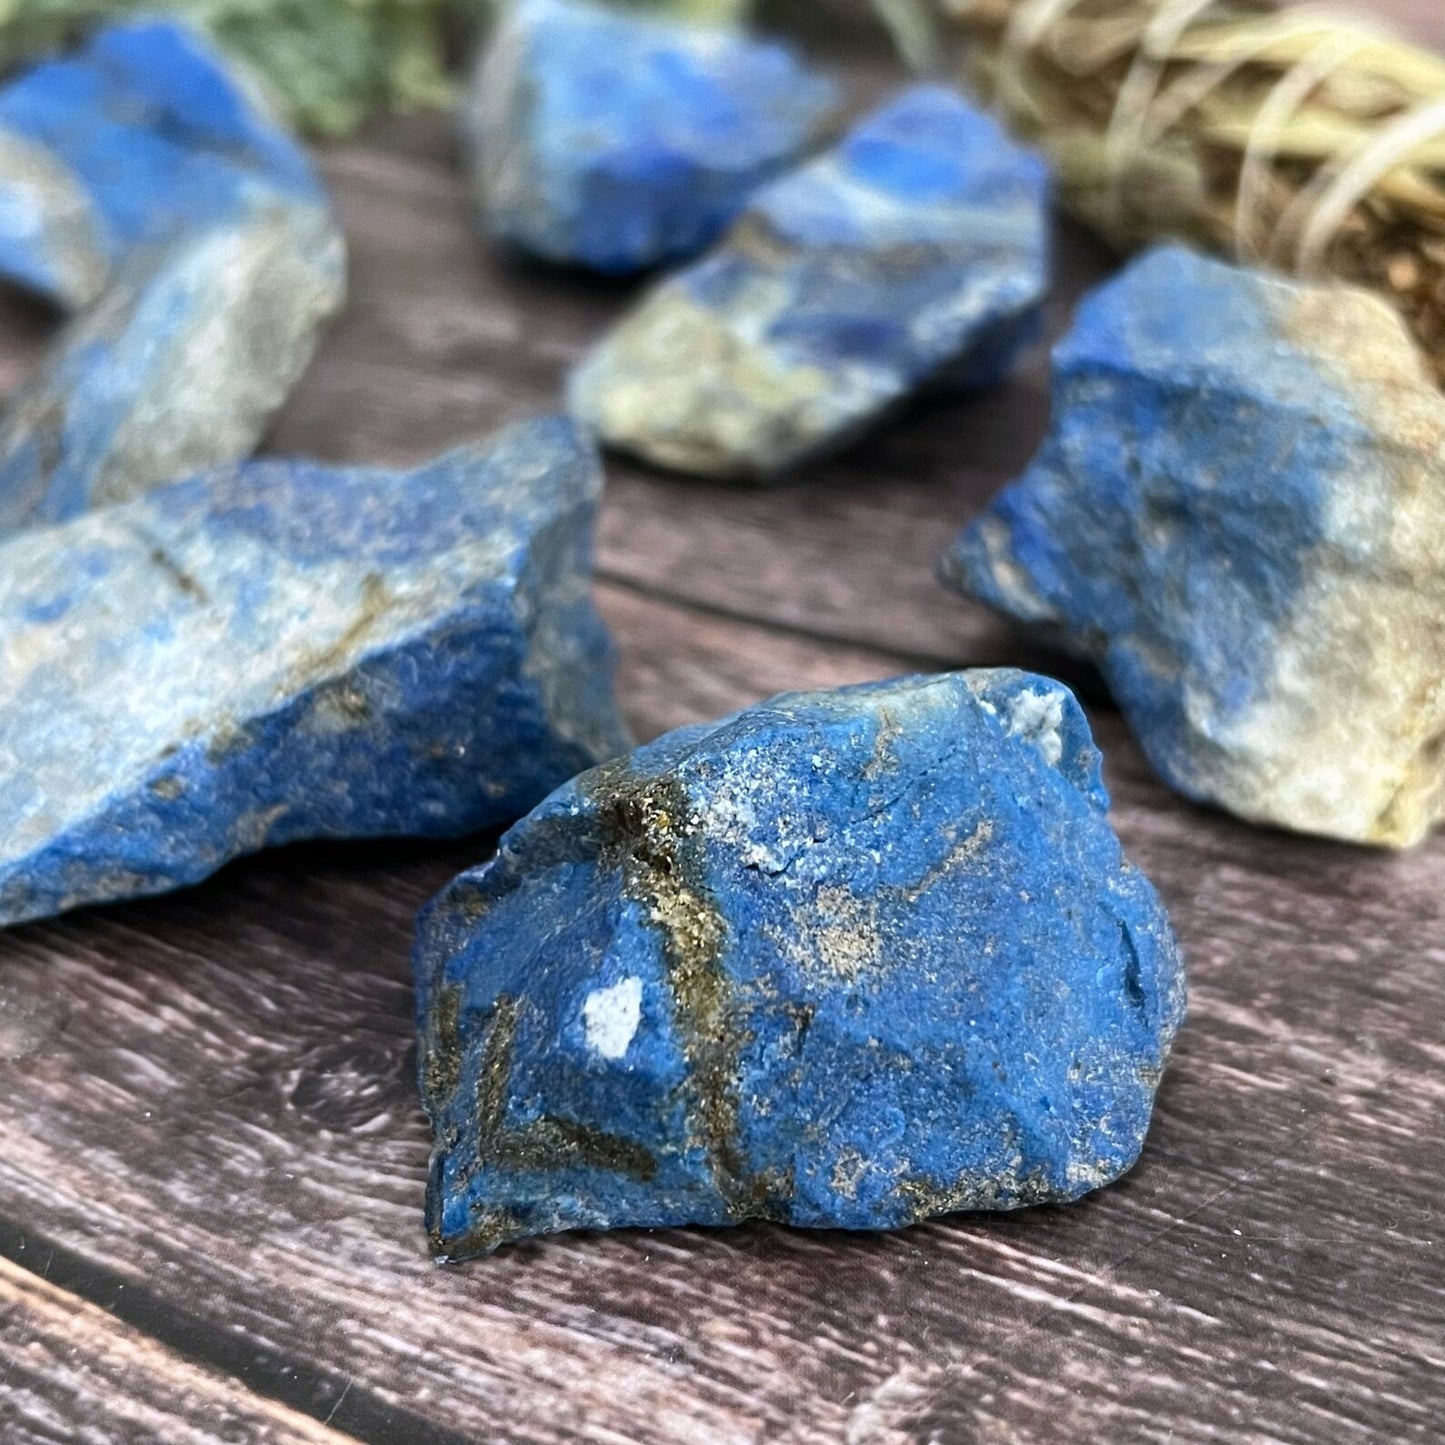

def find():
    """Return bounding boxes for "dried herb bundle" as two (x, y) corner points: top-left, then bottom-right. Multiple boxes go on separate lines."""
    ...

(892, 0), (1445, 382)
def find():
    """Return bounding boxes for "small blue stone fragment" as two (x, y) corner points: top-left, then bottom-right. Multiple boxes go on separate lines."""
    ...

(466, 0), (837, 275)
(0, 417), (629, 929)
(0, 19), (328, 307)
(415, 670), (1184, 1259)
(0, 20), (346, 535)
(944, 244), (1445, 848)
(569, 85), (1052, 479)
(0, 202), (345, 533)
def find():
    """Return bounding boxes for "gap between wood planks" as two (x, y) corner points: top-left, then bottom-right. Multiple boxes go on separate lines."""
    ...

(0, 1227), (458, 1445)
(0, 1253), (365, 1445)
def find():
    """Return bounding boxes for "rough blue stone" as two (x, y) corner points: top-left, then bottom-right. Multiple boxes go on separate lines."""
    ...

(466, 0), (837, 275)
(0, 201), (345, 534)
(0, 20), (328, 308)
(569, 85), (1051, 479)
(415, 670), (1184, 1259)
(0, 21), (345, 535)
(945, 244), (1445, 848)
(0, 417), (629, 929)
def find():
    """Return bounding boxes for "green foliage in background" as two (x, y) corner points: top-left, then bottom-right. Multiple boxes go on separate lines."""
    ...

(0, 0), (751, 137)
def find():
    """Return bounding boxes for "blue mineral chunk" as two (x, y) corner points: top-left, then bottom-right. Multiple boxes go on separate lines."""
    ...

(568, 84), (1051, 479)
(415, 670), (1184, 1259)
(0, 417), (630, 929)
(0, 19), (328, 307)
(944, 244), (1445, 848)
(465, 0), (838, 275)
(0, 19), (347, 535)
(0, 200), (345, 533)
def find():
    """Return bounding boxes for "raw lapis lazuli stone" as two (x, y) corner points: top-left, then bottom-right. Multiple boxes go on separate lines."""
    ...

(0, 202), (344, 534)
(0, 417), (629, 930)
(0, 20), (346, 534)
(0, 19), (328, 307)
(569, 85), (1051, 480)
(416, 670), (1184, 1259)
(466, 0), (837, 275)
(945, 245), (1445, 848)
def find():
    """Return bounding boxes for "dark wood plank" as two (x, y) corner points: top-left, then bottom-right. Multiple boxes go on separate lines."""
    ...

(0, 1258), (357, 1445)
(602, 583), (909, 734)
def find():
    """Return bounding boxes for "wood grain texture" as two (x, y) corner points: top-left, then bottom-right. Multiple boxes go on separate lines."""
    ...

(1, 2), (1443, 1440)
(0, 1258), (358, 1445)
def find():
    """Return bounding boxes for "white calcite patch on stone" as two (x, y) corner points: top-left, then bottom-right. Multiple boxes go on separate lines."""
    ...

(1006, 688), (1066, 767)
(583, 977), (643, 1060)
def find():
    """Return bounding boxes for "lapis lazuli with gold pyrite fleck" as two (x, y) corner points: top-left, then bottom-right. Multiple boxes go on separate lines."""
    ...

(947, 245), (1445, 848)
(416, 671), (1184, 1259)
(0, 418), (628, 929)
(570, 85), (1051, 480)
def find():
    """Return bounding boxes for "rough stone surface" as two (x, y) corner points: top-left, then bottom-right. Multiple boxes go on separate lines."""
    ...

(0, 202), (344, 533)
(0, 417), (628, 929)
(466, 0), (836, 275)
(569, 85), (1051, 480)
(0, 20), (346, 534)
(415, 670), (1184, 1260)
(945, 245), (1445, 849)
(0, 19), (328, 307)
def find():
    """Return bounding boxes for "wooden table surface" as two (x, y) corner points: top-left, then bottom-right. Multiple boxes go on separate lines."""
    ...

(2, 4), (1442, 1441)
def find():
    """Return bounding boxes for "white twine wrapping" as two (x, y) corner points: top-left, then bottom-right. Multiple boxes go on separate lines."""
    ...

(1235, 21), (1379, 259)
(1101, 0), (1220, 232)
(992, 0), (1444, 272)
(1287, 95), (1445, 271)
(998, 0), (1090, 121)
